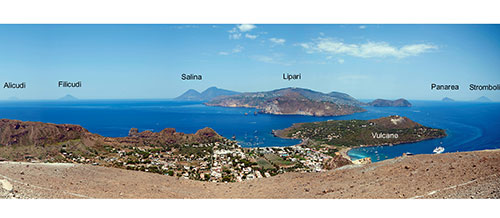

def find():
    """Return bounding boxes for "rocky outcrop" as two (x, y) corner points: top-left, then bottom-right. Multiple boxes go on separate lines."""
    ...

(0, 119), (90, 146)
(128, 128), (139, 137)
(368, 98), (412, 107)
(205, 87), (366, 116)
(0, 119), (225, 161)
(352, 157), (372, 165)
(323, 155), (352, 170)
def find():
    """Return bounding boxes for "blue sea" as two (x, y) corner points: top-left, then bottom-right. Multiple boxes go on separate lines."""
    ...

(0, 100), (499, 162)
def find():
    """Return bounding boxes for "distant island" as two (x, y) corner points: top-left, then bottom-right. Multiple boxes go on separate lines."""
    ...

(175, 87), (239, 101)
(59, 94), (78, 101)
(274, 115), (446, 147)
(474, 96), (492, 102)
(367, 98), (412, 107)
(442, 97), (455, 102)
(205, 87), (366, 116)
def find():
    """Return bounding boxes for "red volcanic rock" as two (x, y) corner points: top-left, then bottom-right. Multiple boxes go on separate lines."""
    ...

(0, 119), (90, 146)
(160, 128), (176, 135)
(1, 119), (225, 149)
(128, 128), (139, 137)
(195, 127), (221, 139)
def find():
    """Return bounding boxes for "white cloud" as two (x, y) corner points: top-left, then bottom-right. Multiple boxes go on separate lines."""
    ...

(254, 55), (274, 63)
(229, 24), (258, 40)
(237, 24), (256, 32)
(359, 25), (366, 29)
(300, 38), (437, 58)
(245, 33), (258, 39)
(252, 53), (292, 66)
(219, 45), (243, 55)
(229, 33), (241, 39)
(232, 45), (243, 53)
(228, 28), (242, 39)
(269, 37), (286, 45)
(338, 59), (345, 64)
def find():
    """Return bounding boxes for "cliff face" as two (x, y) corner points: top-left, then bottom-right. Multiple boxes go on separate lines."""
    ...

(368, 98), (412, 107)
(0, 119), (90, 146)
(205, 87), (366, 116)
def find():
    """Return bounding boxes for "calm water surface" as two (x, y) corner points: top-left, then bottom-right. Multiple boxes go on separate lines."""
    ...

(1, 100), (498, 162)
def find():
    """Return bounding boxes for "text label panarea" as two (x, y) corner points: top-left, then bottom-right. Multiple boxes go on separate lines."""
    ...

(431, 83), (459, 90)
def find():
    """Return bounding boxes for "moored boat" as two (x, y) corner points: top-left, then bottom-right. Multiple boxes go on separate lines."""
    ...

(433, 146), (445, 154)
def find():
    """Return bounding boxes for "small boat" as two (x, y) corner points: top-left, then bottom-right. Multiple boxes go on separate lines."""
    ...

(433, 146), (445, 154)
(403, 152), (414, 156)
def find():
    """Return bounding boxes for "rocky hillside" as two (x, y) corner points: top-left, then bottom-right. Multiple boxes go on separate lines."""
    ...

(123, 126), (223, 146)
(0, 119), (90, 147)
(368, 98), (412, 107)
(0, 119), (224, 162)
(205, 87), (366, 116)
(2, 149), (499, 199)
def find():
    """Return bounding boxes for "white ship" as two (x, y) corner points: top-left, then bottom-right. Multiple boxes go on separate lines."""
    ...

(433, 146), (445, 154)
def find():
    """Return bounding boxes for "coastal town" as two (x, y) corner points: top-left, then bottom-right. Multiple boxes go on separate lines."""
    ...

(0, 115), (445, 184)
(59, 137), (347, 183)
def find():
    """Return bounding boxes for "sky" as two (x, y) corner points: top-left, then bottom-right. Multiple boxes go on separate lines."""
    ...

(0, 24), (499, 101)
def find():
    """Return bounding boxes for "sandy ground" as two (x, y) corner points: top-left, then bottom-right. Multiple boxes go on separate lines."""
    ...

(1, 149), (499, 199)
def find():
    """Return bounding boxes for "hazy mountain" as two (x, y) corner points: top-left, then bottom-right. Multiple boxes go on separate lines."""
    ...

(175, 87), (239, 101)
(474, 96), (492, 102)
(59, 94), (78, 101)
(442, 97), (455, 102)
(205, 87), (365, 116)
(175, 89), (202, 101)
(368, 98), (412, 107)
(200, 87), (240, 101)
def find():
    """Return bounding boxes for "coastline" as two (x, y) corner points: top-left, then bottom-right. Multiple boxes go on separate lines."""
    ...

(339, 147), (352, 161)
(273, 122), (447, 162)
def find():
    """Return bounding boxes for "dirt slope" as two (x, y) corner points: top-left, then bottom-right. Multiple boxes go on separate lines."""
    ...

(1, 149), (499, 199)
